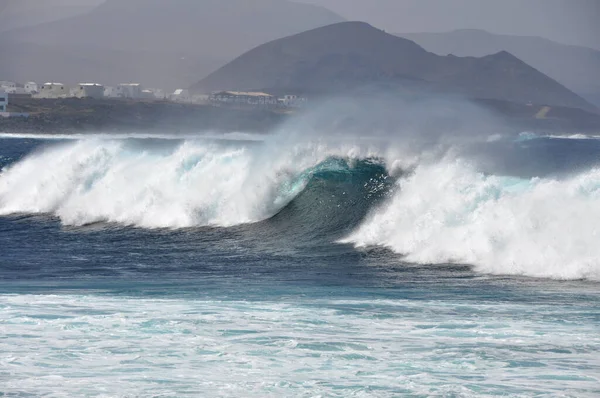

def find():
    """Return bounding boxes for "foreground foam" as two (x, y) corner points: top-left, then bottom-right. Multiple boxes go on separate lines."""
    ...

(2, 293), (599, 397)
(345, 159), (600, 280)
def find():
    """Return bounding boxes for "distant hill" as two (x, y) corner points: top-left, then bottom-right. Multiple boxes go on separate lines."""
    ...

(191, 22), (596, 112)
(0, 0), (101, 31)
(398, 29), (600, 107)
(1, 0), (344, 89)
(299, 0), (600, 50)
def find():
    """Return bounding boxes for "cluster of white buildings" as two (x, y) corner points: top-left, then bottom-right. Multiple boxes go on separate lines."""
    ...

(209, 91), (307, 109)
(0, 81), (308, 110)
(35, 82), (159, 100)
(1, 81), (39, 95)
(0, 80), (193, 102)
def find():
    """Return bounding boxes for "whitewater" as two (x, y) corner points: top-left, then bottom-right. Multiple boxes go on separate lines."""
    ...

(1, 132), (599, 396)
(1, 134), (599, 280)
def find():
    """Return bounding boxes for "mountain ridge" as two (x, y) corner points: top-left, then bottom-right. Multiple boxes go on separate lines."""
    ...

(192, 22), (596, 112)
(397, 29), (600, 106)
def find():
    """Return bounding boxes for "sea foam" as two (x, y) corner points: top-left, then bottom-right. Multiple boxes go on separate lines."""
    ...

(344, 158), (600, 280)
(0, 138), (372, 228)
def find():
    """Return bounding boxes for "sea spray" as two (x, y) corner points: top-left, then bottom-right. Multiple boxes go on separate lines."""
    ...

(343, 158), (600, 280)
(2, 136), (600, 280)
(0, 138), (381, 228)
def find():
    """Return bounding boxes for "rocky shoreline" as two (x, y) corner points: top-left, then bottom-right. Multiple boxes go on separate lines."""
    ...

(1, 97), (599, 136)
(0, 97), (287, 134)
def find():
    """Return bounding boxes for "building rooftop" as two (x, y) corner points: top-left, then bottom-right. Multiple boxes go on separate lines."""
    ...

(214, 91), (273, 97)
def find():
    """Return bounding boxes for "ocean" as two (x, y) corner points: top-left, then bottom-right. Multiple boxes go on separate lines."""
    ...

(0, 132), (599, 397)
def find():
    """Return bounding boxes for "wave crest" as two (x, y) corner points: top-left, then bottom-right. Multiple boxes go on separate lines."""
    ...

(344, 159), (600, 280)
(0, 139), (381, 229)
(3, 136), (600, 280)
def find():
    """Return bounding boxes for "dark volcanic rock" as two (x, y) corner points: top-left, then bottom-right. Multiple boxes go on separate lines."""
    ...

(398, 29), (600, 106)
(0, 98), (286, 134)
(192, 22), (596, 112)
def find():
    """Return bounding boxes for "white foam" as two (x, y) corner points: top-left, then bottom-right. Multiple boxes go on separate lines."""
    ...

(0, 138), (378, 228)
(344, 158), (600, 280)
(2, 293), (598, 397)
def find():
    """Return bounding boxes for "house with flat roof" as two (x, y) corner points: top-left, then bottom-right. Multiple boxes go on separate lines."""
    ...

(72, 83), (105, 99)
(0, 81), (16, 91)
(36, 83), (69, 98)
(25, 82), (39, 94)
(118, 83), (143, 99)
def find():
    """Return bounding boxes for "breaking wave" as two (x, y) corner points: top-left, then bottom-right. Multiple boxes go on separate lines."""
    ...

(0, 138), (390, 229)
(1, 137), (600, 280)
(343, 158), (600, 280)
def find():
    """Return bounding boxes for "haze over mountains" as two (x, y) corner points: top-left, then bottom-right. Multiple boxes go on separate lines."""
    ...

(0, 0), (101, 32)
(1, 0), (344, 89)
(0, 0), (597, 114)
(192, 22), (595, 112)
(298, 0), (600, 50)
(399, 30), (600, 107)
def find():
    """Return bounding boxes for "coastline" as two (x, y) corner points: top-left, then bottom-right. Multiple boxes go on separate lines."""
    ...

(1, 96), (599, 136)
(0, 97), (287, 135)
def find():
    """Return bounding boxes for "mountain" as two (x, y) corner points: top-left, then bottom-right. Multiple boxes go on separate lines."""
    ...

(398, 29), (600, 107)
(1, 0), (344, 89)
(191, 22), (596, 112)
(298, 0), (600, 50)
(0, 0), (101, 31)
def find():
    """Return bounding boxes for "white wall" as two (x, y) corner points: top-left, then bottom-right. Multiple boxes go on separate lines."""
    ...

(73, 84), (104, 99)
(36, 84), (69, 98)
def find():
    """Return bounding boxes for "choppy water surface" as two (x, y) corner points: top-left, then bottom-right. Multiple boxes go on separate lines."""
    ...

(1, 134), (600, 397)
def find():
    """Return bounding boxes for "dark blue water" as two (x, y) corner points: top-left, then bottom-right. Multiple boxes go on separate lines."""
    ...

(1, 134), (599, 396)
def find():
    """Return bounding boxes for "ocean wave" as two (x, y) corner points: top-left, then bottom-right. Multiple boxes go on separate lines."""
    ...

(0, 138), (382, 229)
(2, 136), (600, 280)
(343, 159), (600, 280)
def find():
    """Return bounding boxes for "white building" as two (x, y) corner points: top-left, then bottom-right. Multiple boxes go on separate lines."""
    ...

(118, 83), (143, 99)
(72, 83), (105, 99)
(0, 81), (28, 95)
(0, 81), (16, 91)
(36, 83), (69, 98)
(104, 86), (121, 98)
(25, 82), (39, 94)
(0, 91), (7, 112)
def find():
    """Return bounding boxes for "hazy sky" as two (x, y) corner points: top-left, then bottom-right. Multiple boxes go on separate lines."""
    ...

(298, 0), (600, 49)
